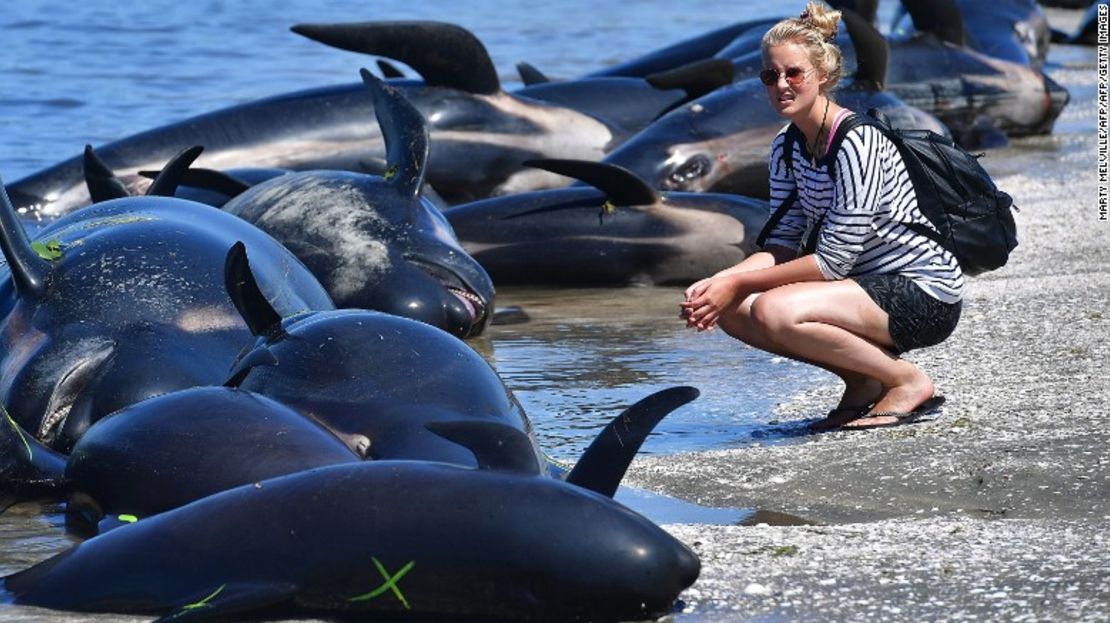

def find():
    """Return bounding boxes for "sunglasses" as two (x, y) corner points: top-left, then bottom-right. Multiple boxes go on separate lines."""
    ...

(759, 67), (813, 87)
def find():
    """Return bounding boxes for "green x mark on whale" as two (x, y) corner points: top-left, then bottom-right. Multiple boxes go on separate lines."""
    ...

(348, 557), (415, 609)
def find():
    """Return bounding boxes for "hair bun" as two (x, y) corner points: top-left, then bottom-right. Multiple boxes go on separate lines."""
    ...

(798, 1), (840, 43)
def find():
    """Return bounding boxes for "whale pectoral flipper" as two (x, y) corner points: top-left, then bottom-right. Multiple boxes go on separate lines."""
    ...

(152, 582), (297, 623)
(223, 346), (278, 389)
(146, 146), (205, 197)
(566, 386), (699, 498)
(645, 58), (734, 102)
(425, 421), (541, 474)
(523, 159), (658, 206)
(140, 168), (253, 199)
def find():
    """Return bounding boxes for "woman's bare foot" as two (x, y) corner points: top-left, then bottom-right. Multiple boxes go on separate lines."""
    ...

(837, 374), (884, 410)
(843, 363), (936, 428)
(808, 374), (885, 430)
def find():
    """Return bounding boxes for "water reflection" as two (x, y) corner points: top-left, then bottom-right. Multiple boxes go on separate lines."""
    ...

(478, 286), (826, 461)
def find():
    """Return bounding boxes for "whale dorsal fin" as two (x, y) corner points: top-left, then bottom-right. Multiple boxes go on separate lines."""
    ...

(516, 61), (550, 86)
(376, 58), (406, 79)
(82, 145), (131, 202)
(361, 69), (429, 199)
(146, 146), (204, 197)
(646, 58), (734, 102)
(140, 168), (252, 199)
(292, 21), (501, 95)
(426, 421), (541, 474)
(224, 242), (283, 337)
(0, 176), (51, 297)
(829, 0), (878, 26)
(566, 386), (699, 497)
(524, 159), (659, 206)
(842, 6), (889, 90)
(901, 0), (965, 47)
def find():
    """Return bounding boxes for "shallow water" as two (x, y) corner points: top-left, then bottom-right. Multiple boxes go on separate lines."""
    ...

(0, 0), (1097, 621)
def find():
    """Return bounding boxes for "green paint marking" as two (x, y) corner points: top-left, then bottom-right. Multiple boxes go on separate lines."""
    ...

(597, 200), (617, 225)
(31, 239), (63, 261)
(1, 405), (33, 461)
(180, 584), (225, 611)
(383, 164), (399, 181)
(348, 557), (414, 609)
(118, 514), (138, 524)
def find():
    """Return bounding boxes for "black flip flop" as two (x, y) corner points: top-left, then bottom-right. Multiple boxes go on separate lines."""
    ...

(841, 396), (947, 431)
(807, 405), (872, 430)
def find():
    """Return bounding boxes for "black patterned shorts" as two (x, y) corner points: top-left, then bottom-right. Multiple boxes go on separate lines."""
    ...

(854, 274), (962, 355)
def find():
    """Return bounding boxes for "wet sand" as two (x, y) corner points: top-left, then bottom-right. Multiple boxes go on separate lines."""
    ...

(628, 31), (1110, 622)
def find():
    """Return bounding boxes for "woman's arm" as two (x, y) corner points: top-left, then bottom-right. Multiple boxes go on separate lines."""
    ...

(683, 245), (797, 301)
(680, 252), (825, 330)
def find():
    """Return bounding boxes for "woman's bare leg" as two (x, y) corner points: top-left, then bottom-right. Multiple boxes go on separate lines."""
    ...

(716, 280), (936, 426)
(717, 294), (883, 418)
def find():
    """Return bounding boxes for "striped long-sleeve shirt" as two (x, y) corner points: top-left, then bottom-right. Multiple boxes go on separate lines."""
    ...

(764, 121), (964, 303)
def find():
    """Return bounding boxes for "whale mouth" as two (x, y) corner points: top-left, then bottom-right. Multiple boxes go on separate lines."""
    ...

(407, 258), (491, 331)
(38, 341), (116, 448)
(449, 287), (486, 321)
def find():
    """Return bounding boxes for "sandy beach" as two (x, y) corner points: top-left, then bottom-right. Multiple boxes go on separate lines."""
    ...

(630, 30), (1110, 621)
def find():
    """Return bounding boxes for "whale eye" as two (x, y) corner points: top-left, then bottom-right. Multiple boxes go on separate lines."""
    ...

(667, 155), (711, 188)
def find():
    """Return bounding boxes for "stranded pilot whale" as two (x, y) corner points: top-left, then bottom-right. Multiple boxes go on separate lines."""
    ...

(221, 70), (494, 339)
(4, 457), (701, 622)
(446, 158), (770, 286)
(0, 242), (699, 534)
(600, 7), (950, 198)
(0, 156), (333, 451)
(5, 21), (622, 219)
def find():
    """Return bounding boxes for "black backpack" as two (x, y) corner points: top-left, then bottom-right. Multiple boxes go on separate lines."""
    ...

(756, 109), (1017, 276)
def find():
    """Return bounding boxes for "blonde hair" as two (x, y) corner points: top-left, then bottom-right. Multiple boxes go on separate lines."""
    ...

(761, 1), (843, 94)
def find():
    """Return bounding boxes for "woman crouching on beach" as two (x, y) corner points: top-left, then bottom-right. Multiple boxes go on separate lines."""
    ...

(679, 1), (963, 429)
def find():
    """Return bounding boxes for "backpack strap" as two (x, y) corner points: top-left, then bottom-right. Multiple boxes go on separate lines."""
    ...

(755, 125), (803, 249)
(820, 112), (871, 182)
(756, 113), (873, 252)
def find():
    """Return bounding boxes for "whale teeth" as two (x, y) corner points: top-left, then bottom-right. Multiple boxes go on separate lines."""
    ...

(38, 405), (71, 445)
(448, 287), (486, 321)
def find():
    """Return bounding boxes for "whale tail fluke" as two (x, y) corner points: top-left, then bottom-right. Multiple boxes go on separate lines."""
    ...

(0, 406), (68, 513)
(567, 386), (699, 497)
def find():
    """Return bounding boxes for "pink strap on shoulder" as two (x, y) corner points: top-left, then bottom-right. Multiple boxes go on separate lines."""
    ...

(825, 109), (854, 153)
